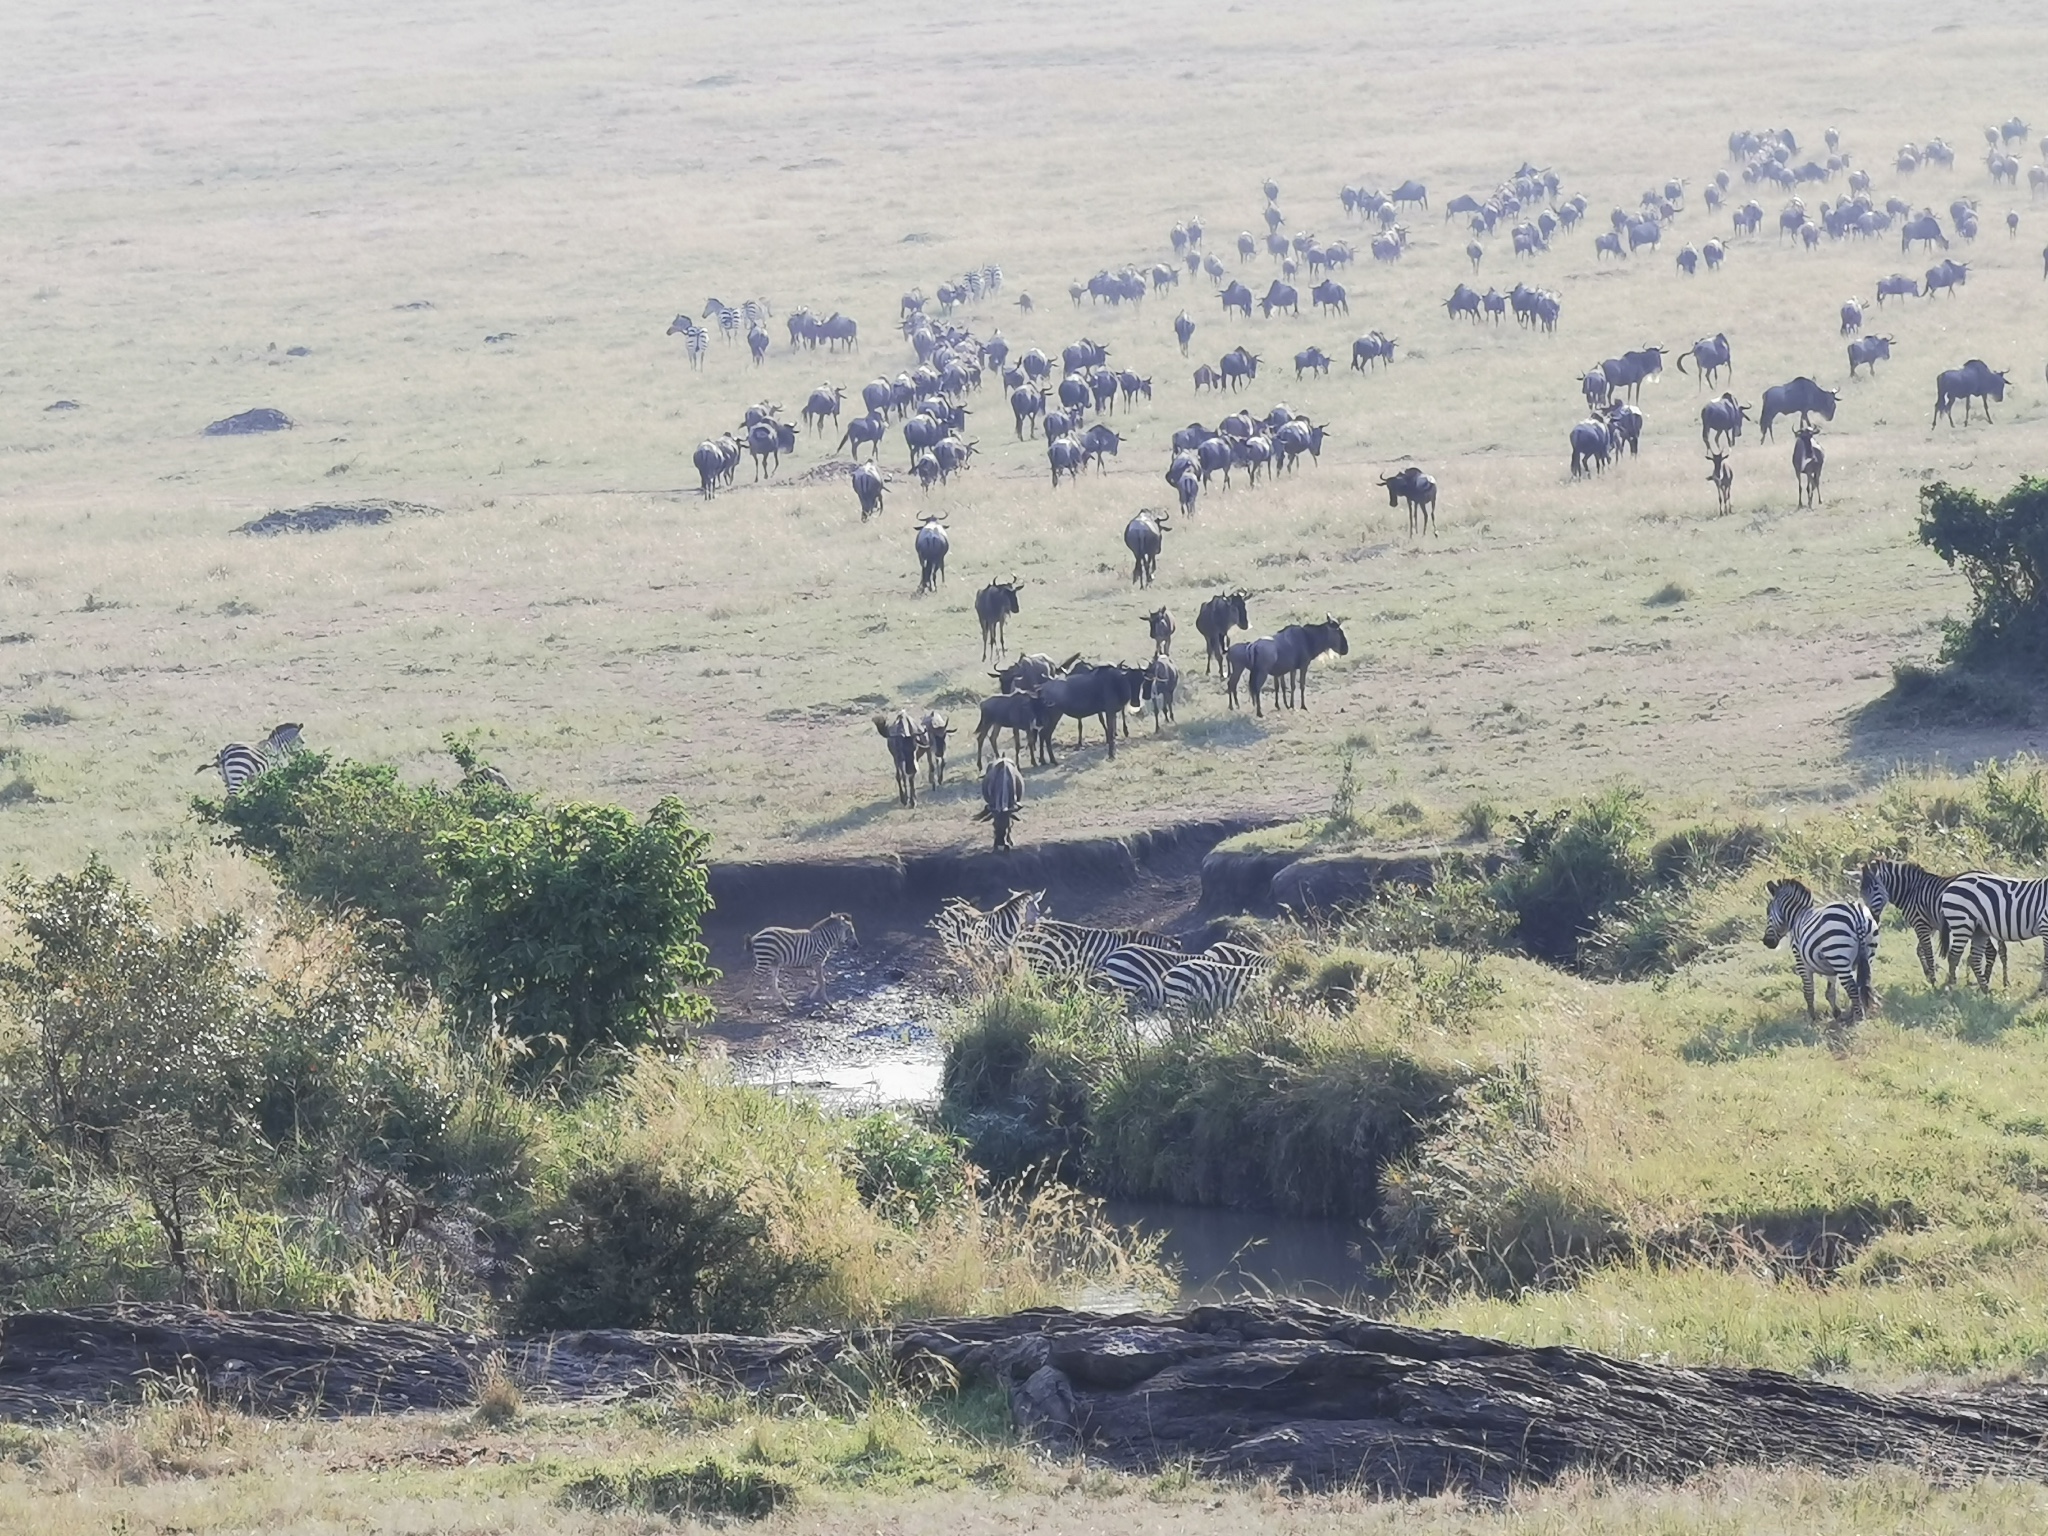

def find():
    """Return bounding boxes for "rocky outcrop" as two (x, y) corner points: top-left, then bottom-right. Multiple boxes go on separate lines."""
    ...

(6, 1302), (2048, 1496)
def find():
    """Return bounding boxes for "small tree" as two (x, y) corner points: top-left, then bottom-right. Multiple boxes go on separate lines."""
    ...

(431, 797), (717, 1071)
(1916, 476), (2048, 666)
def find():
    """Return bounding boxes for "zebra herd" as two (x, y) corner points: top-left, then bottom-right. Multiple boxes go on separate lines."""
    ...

(197, 722), (305, 794)
(1762, 857), (2048, 1033)
(931, 889), (1272, 1018)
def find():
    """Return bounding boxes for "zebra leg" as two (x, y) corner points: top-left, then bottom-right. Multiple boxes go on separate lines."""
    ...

(1915, 926), (1937, 987)
(1824, 974), (1842, 1020)
(1800, 965), (1817, 1021)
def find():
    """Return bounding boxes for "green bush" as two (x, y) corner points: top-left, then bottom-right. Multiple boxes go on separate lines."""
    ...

(843, 1113), (967, 1223)
(1493, 786), (1652, 966)
(512, 1158), (822, 1334)
(1343, 872), (1516, 955)
(1978, 760), (2048, 861)
(431, 797), (716, 1072)
(1916, 475), (2048, 667)
(562, 1457), (794, 1521)
(1648, 822), (1776, 886)
(1578, 885), (1713, 980)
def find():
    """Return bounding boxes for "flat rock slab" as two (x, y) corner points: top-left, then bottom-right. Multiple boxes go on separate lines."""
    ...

(204, 407), (294, 435)
(6, 1301), (2048, 1497)
(237, 500), (438, 536)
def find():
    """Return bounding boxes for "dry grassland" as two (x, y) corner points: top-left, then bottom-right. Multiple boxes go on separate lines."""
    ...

(4, 0), (2048, 873)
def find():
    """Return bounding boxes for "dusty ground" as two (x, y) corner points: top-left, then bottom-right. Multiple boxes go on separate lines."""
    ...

(4, 0), (2048, 875)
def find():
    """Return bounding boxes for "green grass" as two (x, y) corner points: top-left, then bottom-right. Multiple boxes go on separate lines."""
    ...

(2, 0), (2046, 868)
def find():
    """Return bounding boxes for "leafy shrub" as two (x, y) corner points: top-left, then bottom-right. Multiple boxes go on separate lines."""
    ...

(512, 1158), (822, 1334)
(843, 1113), (967, 1223)
(1916, 476), (2048, 666)
(1578, 885), (1714, 980)
(431, 797), (716, 1072)
(1344, 873), (1516, 955)
(1456, 799), (1499, 841)
(1648, 822), (1775, 886)
(1978, 759), (2048, 861)
(1493, 786), (1652, 965)
(562, 1458), (794, 1521)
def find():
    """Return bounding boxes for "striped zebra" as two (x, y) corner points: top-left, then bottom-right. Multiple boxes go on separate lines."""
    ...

(749, 913), (859, 1005)
(667, 316), (710, 369)
(741, 298), (772, 329)
(1938, 871), (2048, 990)
(1015, 920), (1179, 981)
(1763, 878), (1878, 1025)
(930, 890), (1045, 962)
(1201, 940), (1267, 968)
(717, 305), (742, 341)
(195, 723), (304, 796)
(1163, 956), (1271, 1020)
(1097, 943), (1178, 1010)
(1860, 858), (1955, 986)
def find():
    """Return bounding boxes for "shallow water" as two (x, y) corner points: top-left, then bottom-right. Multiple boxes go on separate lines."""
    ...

(1104, 1199), (1388, 1306)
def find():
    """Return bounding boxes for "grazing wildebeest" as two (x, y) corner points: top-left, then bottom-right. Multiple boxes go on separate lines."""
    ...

(1901, 212), (1948, 252)
(1924, 258), (1970, 296)
(1606, 400), (1644, 457)
(1195, 434), (1236, 487)
(1391, 180), (1428, 210)
(1219, 347), (1260, 390)
(1594, 230), (1625, 259)
(914, 516), (949, 593)
(1125, 513), (1168, 586)
(977, 758), (1024, 851)
(977, 577), (1022, 659)
(851, 460), (887, 521)
(1174, 309), (1195, 355)
(975, 692), (1048, 768)
(1220, 280), (1253, 317)
(1259, 281), (1299, 317)
(834, 412), (886, 460)
(745, 419), (797, 478)
(1196, 590), (1251, 677)
(1379, 466), (1438, 535)
(1677, 333), (1733, 387)
(1117, 370), (1152, 407)
(1570, 418), (1613, 477)
(1792, 428), (1824, 508)
(1707, 451), (1734, 513)
(1933, 359), (2011, 425)
(1294, 345), (1332, 378)
(1310, 279), (1348, 315)
(1445, 282), (1482, 321)
(1193, 363), (1223, 392)
(1248, 617), (1350, 716)
(1847, 335), (1893, 377)
(1145, 606), (1174, 657)
(874, 710), (926, 807)
(1875, 272), (1922, 302)
(1627, 217), (1662, 251)
(801, 386), (844, 432)
(1034, 664), (1149, 762)
(1758, 377), (1839, 439)
(1080, 423), (1122, 469)
(1273, 419), (1326, 473)
(1840, 298), (1865, 335)
(1699, 393), (1750, 449)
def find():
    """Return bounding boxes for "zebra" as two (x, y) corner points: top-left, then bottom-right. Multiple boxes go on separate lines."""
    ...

(263, 721), (304, 757)
(1938, 871), (2048, 989)
(196, 723), (304, 795)
(741, 298), (771, 329)
(1860, 858), (1955, 986)
(1163, 956), (1271, 1019)
(1098, 943), (1179, 1009)
(748, 913), (859, 1005)
(1016, 920), (1180, 980)
(668, 316), (710, 369)
(1762, 877), (1878, 1025)
(1202, 940), (1268, 968)
(717, 305), (742, 342)
(930, 889), (1046, 960)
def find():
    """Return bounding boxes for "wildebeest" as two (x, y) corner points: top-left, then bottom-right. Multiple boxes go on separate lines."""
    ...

(1125, 513), (1168, 586)
(1193, 363), (1224, 392)
(919, 711), (949, 789)
(693, 438), (733, 498)
(874, 710), (926, 807)
(1080, 423), (1122, 470)
(1758, 376), (1840, 439)
(1699, 392), (1751, 449)
(1901, 212), (1948, 252)
(976, 758), (1024, 851)
(744, 418), (797, 478)
(801, 386), (844, 432)
(1294, 345), (1332, 378)
(1009, 384), (1044, 438)
(1176, 467), (1200, 516)
(1351, 331), (1396, 369)
(1259, 281), (1299, 317)
(1310, 279), (1348, 315)
(1146, 654), (1179, 729)
(1605, 400), (1644, 457)
(1570, 418), (1613, 477)
(1676, 244), (1699, 275)
(1197, 590), (1251, 677)
(914, 516), (949, 593)
(1220, 280), (1253, 317)
(1145, 606), (1174, 657)
(1048, 434), (1087, 485)
(1933, 359), (2011, 425)
(1379, 466), (1438, 535)
(1247, 617), (1350, 716)
(977, 577), (1022, 659)
(1580, 367), (1610, 408)
(1840, 299), (1865, 335)
(1677, 333), (1732, 387)
(1219, 347), (1260, 389)
(1847, 335), (1893, 377)
(1594, 230), (1625, 260)
(1925, 258), (1970, 296)
(1034, 664), (1149, 762)
(1703, 238), (1726, 270)
(834, 412), (886, 460)
(851, 460), (887, 521)
(1174, 309), (1195, 355)
(975, 692), (1048, 768)
(1707, 451), (1734, 513)
(1445, 282), (1482, 321)
(1792, 428), (1824, 508)
(1273, 419), (1326, 472)
(1875, 272), (1922, 302)
(1390, 179), (1428, 209)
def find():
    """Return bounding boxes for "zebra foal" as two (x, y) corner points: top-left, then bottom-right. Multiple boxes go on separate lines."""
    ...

(749, 913), (859, 1005)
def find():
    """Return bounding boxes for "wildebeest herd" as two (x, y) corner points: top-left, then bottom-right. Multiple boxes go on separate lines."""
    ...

(672, 119), (2041, 861)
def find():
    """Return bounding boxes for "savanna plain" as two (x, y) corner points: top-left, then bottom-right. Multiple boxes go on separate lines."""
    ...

(13, 0), (2048, 1530)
